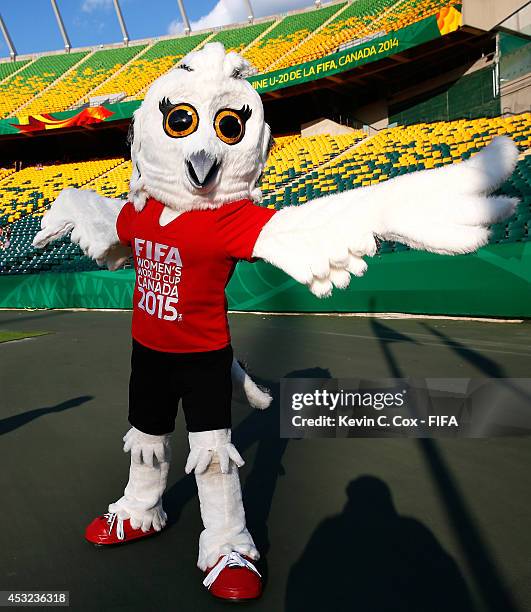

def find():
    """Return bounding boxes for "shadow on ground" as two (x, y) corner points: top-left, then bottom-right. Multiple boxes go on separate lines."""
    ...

(371, 317), (520, 612)
(286, 475), (475, 612)
(0, 395), (93, 436)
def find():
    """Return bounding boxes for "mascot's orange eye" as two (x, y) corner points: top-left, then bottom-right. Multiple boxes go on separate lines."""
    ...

(163, 103), (199, 138)
(214, 109), (247, 145)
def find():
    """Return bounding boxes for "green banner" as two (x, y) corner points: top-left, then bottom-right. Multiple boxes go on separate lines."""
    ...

(0, 243), (529, 318)
(248, 14), (443, 94)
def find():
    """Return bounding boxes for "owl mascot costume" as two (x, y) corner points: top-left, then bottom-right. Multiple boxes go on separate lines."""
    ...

(33, 43), (518, 601)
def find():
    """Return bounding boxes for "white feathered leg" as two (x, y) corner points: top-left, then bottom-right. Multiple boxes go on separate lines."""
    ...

(185, 429), (258, 571)
(108, 427), (171, 532)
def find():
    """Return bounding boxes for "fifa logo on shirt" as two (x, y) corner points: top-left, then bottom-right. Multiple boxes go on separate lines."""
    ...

(134, 238), (182, 322)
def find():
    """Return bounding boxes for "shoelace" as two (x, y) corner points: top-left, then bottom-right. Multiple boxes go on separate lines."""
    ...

(203, 551), (261, 589)
(104, 512), (125, 541)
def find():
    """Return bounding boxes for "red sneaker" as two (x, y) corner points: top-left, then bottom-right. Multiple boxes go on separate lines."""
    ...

(203, 552), (262, 601)
(85, 512), (160, 546)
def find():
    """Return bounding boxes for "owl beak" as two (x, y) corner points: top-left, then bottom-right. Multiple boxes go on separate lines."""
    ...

(185, 150), (220, 190)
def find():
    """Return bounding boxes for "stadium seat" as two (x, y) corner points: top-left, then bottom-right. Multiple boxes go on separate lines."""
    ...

(0, 158), (128, 274)
(273, 0), (450, 70)
(0, 167), (16, 182)
(85, 160), (132, 200)
(0, 59), (30, 83)
(90, 33), (211, 102)
(243, 3), (346, 72)
(275, 0), (397, 68)
(22, 46), (147, 117)
(260, 131), (366, 196)
(0, 158), (126, 223)
(0, 52), (88, 119)
(209, 21), (275, 54)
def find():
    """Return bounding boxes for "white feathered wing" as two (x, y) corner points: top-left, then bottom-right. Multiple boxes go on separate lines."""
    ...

(32, 188), (130, 270)
(253, 136), (519, 297)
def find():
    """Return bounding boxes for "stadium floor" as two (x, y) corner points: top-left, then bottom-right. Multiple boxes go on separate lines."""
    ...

(0, 310), (530, 612)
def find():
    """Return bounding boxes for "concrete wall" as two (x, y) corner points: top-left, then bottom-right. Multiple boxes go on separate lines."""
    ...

(353, 99), (389, 132)
(500, 4), (531, 35)
(300, 101), (390, 137)
(463, 0), (529, 32)
(300, 118), (356, 136)
(501, 72), (531, 114)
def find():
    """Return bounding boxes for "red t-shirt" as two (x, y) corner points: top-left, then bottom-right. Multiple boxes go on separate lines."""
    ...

(116, 197), (276, 353)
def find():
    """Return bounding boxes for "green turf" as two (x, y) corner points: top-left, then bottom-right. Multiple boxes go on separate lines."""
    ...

(0, 329), (48, 343)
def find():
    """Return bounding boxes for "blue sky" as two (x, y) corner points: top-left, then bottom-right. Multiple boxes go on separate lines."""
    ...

(0, 0), (319, 58)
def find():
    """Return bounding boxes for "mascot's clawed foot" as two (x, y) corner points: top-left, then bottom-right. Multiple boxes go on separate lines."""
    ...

(204, 552), (262, 601)
(85, 427), (170, 545)
(186, 429), (262, 601)
(85, 513), (162, 545)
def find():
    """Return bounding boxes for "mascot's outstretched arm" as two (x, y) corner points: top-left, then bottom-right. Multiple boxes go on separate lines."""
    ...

(32, 188), (131, 271)
(253, 136), (518, 297)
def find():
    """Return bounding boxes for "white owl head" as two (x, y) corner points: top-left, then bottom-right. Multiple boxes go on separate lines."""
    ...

(128, 42), (272, 212)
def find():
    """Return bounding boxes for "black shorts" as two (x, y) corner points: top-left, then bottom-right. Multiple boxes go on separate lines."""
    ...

(128, 339), (233, 435)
